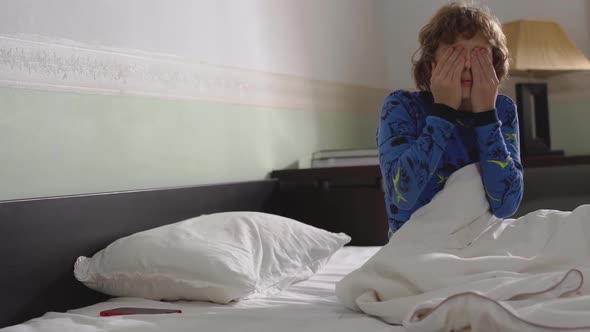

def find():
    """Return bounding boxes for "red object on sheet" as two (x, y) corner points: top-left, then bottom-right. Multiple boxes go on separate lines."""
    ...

(99, 307), (182, 316)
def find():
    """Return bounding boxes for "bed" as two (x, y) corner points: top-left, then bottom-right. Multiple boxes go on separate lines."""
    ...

(3, 246), (401, 332)
(0, 180), (399, 331)
(4, 164), (588, 331)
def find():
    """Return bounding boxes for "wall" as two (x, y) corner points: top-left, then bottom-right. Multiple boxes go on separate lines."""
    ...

(0, 0), (387, 88)
(1, 0), (589, 200)
(0, 86), (376, 200)
(0, 0), (387, 200)
(4, 0), (585, 90)
(0, 42), (382, 200)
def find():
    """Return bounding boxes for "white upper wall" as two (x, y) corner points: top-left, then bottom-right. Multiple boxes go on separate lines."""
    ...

(0, 0), (588, 90)
(0, 0), (387, 88)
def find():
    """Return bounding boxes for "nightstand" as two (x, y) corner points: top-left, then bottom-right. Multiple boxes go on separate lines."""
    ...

(269, 155), (590, 246)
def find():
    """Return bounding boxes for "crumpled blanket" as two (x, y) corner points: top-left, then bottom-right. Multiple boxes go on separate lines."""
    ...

(336, 163), (590, 331)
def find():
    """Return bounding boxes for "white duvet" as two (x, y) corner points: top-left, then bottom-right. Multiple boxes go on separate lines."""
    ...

(336, 163), (590, 332)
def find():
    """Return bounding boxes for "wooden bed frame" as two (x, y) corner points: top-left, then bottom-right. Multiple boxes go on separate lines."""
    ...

(0, 180), (277, 328)
(6, 160), (586, 327)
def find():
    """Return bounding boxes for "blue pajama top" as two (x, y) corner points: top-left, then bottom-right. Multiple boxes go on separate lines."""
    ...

(377, 90), (524, 237)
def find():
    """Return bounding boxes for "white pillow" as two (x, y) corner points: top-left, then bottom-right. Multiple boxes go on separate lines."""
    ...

(74, 211), (350, 304)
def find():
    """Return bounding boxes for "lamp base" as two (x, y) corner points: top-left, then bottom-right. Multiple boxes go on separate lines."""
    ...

(515, 83), (560, 157)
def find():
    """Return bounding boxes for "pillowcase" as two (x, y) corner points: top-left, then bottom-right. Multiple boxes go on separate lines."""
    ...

(74, 211), (350, 304)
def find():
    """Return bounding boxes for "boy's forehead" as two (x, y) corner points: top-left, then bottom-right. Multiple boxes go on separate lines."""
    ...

(439, 34), (491, 49)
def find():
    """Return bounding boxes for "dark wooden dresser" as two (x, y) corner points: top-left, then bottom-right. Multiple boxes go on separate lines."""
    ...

(269, 155), (590, 246)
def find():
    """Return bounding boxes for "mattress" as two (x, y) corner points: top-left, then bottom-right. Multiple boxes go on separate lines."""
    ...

(3, 246), (404, 332)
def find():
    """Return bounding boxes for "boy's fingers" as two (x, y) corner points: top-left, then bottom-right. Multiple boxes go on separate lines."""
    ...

(440, 47), (461, 78)
(438, 47), (454, 68)
(432, 48), (451, 77)
(452, 52), (465, 82)
(479, 49), (498, 82)
(472, 50), (483, 84)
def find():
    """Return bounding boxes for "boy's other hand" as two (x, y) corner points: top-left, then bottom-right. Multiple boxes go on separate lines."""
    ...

(471, 48), (499, 113)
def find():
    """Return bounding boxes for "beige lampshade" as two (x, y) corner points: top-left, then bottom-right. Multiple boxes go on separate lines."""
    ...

(502, 20), (590, 77)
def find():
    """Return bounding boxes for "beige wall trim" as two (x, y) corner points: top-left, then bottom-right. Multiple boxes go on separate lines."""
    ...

(0, 34), (388, 114)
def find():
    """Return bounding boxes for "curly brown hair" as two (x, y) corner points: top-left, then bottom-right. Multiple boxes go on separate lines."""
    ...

(412, 2), (509, 91)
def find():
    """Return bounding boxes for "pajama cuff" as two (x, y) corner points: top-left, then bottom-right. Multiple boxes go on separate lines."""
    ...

(430, 103), (462, 124)
(473, 109), (500, 126)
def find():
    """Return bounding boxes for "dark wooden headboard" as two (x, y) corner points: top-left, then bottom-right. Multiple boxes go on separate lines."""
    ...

(10, 161), (585, 327)
(0, 180), (277, 328)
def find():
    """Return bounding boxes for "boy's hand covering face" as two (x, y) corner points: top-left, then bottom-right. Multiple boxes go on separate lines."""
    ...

(471, 48), (499, 113)
(430, 47), (466, 110)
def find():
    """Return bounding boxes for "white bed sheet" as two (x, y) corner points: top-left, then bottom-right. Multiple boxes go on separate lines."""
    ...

(3, 246), (404, 332)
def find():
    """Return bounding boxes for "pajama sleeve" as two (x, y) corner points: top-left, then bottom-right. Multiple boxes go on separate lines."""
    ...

(473, 95), (524, 218)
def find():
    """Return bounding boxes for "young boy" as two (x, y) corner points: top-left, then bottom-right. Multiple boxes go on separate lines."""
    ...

(378, 3), (523, 237)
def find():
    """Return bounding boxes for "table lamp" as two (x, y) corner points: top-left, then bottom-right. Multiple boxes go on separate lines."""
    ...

(502, 20), (590, 156)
